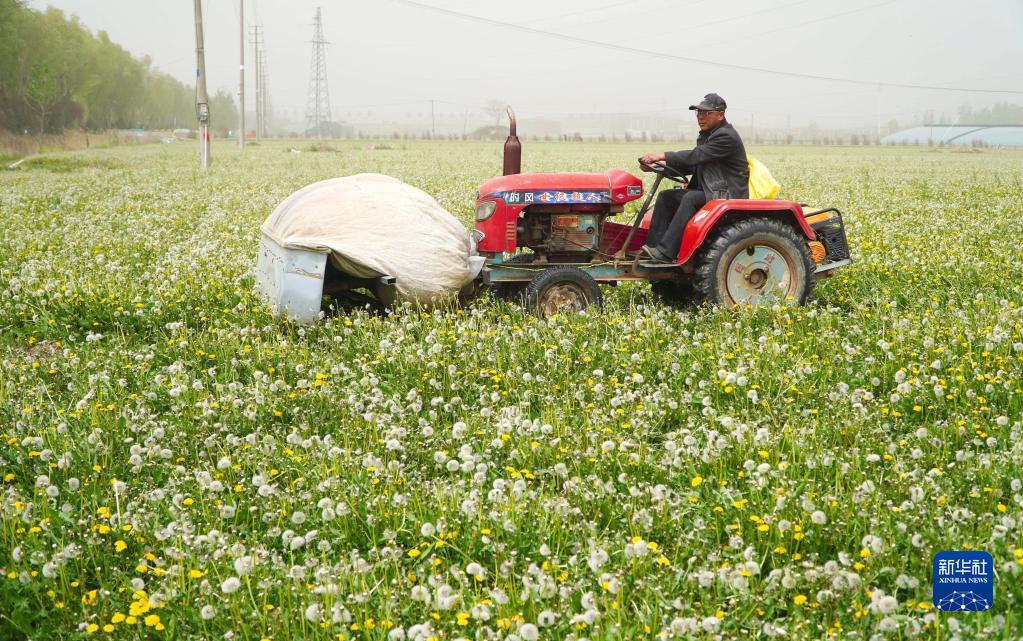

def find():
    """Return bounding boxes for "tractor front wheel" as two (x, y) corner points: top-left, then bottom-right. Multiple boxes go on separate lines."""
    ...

(695, 218), (815, 306)
(524, 267), (602, 317)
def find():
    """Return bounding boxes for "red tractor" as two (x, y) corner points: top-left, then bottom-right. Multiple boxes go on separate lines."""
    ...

(474, 109), (851, 316)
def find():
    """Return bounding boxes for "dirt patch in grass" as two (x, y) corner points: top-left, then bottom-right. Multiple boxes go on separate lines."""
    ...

(15, 340), (63, 367)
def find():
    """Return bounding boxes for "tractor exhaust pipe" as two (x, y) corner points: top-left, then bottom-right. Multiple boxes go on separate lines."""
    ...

(503, 106), (521, 176)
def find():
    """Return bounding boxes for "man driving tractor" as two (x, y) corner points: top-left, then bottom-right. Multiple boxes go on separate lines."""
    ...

(638, 93), (749, 263)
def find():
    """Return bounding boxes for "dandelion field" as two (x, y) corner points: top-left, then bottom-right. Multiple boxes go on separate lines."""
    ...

(2, 140), (1023, 640)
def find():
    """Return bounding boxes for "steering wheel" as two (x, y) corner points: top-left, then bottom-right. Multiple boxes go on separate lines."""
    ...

(637, 159), (688, 184)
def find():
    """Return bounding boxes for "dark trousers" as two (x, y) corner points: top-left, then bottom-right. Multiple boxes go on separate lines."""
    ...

(647, 189), (707, 259)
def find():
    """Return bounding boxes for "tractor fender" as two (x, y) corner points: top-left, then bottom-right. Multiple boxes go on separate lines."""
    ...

(676, 199), (815, 264)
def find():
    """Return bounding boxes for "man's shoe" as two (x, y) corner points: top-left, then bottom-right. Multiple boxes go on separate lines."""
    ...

(640, 245), (672, 263)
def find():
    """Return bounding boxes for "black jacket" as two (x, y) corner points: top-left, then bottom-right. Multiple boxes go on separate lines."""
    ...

(664, 120), (749, 199)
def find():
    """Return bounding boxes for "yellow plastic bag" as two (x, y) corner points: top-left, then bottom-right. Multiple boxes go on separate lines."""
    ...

(747, 154), (780, 200)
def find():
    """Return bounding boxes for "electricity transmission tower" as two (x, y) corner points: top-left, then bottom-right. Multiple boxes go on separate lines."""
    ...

(305, 8), (331, 139)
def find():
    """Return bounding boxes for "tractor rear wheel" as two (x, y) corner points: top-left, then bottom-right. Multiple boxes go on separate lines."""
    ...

(524, 267), (602, 317)
(695, 218), (815, 306)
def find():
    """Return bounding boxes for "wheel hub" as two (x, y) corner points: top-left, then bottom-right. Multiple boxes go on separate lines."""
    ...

(539, 283), (588, 316)
(725, 244), (793, 304)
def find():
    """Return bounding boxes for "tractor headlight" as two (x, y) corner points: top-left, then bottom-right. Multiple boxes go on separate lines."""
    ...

(475, 201), (497, 221)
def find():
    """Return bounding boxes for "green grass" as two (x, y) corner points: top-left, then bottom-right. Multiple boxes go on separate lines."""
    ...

(7, 154), (122, 172)
(1, 139), (1022, 640)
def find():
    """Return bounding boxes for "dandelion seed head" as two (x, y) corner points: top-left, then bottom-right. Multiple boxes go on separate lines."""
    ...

(519, 623), (539, 641)
(220, 577), (241, 593)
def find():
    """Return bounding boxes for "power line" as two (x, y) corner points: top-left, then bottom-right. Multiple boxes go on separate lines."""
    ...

(400, 0), (810, 64)
(642, 0), (817, 38)
(423, 0), (876, 72)
(569, 0), (697, 28)
(682, 0), (900, 49)
(520, 0), (650, 25)
(388, 0), (1023, 95)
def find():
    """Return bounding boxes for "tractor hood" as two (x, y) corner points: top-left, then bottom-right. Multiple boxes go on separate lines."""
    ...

(478, 169), (643, 206)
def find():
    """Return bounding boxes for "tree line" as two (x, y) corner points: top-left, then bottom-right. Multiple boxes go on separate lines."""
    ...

(0, 0), (237, 135)
(956, 103), (1023, 125)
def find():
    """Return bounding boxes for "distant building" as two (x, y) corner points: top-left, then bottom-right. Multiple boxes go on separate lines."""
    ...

(882, 125), (1023, 147)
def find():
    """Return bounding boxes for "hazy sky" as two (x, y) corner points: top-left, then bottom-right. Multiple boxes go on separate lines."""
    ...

(32, 0), (1023, 130)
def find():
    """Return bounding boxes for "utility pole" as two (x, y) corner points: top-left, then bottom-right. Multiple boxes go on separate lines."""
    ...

(876, 84), (882, 143)
(260, 48), (266, 137)
(250, 25), (262, 142)
(193, 0), (210, 168)
(238, 0), (245, 149)
(259, 45), (270, 137)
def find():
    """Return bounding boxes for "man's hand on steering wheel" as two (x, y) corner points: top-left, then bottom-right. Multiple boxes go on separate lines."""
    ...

(637, 154), (688, 185)
(638, 152), (666, 169)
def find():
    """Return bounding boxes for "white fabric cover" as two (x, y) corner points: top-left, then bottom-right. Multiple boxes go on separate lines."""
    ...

(261, 173), (480, 304)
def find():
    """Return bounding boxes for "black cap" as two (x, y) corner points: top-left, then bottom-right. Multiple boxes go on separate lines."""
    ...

(689, 93), (727, 111)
